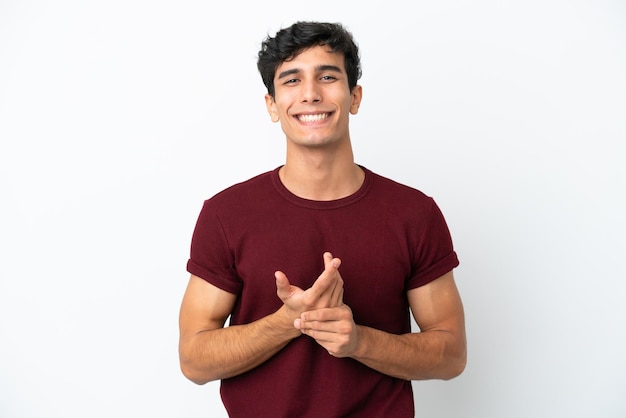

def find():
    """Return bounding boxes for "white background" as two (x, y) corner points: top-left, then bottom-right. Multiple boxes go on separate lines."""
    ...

(1, 1), (625, 417)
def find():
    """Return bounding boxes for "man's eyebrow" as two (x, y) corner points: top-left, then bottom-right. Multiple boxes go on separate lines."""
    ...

(316, 64), (342, 73)
(277, 68), (300, 80)
(277, 65), (343, 80)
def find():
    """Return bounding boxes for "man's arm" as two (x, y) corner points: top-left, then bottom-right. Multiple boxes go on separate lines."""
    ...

(295, 270), (467, 380)
(178, 253), (344, 384)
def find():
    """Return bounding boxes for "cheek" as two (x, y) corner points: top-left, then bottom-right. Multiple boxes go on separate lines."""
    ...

(273, 99), (292, 116)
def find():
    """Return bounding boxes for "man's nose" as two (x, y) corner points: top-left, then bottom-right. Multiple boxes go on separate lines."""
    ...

(301, 81), (321, 103)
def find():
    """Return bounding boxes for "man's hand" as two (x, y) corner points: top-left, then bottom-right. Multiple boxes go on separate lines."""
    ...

(294, 304), (359, 357)
(287, 253), (359, 357)
(275, 252), (344, 323)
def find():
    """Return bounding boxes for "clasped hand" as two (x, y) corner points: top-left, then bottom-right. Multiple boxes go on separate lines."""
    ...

(275, 252), (359, 357)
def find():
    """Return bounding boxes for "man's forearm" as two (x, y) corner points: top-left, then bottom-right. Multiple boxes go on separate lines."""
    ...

(350, 326), (467, 381)
(179, 307), (301, 384)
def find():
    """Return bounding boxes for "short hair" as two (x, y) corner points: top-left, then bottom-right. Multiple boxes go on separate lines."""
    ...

(257, 21), (362, 97)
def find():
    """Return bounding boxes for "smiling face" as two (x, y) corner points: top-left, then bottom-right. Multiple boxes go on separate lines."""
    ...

(265, 45), (362, 151)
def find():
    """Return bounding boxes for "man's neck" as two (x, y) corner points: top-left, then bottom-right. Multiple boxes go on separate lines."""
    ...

(279, 147), (364, 201)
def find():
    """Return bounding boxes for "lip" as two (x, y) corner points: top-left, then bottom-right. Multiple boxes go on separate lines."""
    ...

(294, 112), (333, 123)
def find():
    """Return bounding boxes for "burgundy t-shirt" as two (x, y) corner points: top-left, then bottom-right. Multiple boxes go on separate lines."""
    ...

(187, 166), (459, 418)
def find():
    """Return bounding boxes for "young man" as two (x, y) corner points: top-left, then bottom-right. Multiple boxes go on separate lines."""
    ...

(179, 21), (466, 417)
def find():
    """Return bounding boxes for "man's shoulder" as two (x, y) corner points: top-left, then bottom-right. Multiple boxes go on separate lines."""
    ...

(367, 168), (431, 201)
(209, 168), (276, 201)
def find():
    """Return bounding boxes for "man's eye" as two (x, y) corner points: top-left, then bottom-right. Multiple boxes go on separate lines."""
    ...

(285, 78), (299, 84)
(321, 75), (337, 81)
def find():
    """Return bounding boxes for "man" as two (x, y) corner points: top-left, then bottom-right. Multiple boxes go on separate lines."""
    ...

(179, 21), (466, 417)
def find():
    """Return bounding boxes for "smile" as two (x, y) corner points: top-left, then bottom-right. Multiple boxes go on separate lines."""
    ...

(296, 113), (330, 122)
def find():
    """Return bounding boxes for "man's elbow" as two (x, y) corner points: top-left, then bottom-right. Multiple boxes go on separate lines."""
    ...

(178, 346), (218, 385)
(441, 350), (467, 380)
(179, 360), (213, 385)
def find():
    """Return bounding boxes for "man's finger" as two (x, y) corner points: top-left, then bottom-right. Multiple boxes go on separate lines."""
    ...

(275, 271), (294, 300)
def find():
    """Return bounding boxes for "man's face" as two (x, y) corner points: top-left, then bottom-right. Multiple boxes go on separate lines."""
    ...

(265, 45), (362, 150)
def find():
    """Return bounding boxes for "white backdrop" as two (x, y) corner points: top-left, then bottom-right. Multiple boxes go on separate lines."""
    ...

(1, 1), (625, 417)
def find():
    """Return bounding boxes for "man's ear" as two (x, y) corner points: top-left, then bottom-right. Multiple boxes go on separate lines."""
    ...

(265, 94), (280, 122)
(350, 85), (363, 115)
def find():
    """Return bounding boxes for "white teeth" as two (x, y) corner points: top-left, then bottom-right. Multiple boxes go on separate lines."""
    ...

(298, 113), (328, 122)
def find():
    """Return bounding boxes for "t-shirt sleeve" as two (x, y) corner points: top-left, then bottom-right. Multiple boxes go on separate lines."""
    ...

(186, 199), (243, 294)
(406, 198), (459, 290)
